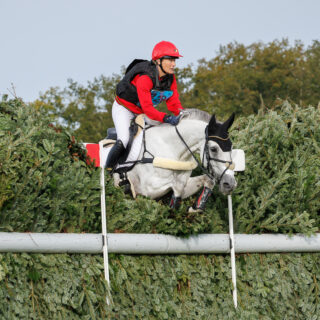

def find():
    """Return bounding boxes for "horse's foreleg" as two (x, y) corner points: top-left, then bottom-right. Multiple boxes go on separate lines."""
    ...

(189, 186), (212, 213)
(168, 195), (182, 210)
(169, 172), (193, 210)
(181, 175), (214, 199)
(181, 175), (215, 213)
(169, 174), (212, 210)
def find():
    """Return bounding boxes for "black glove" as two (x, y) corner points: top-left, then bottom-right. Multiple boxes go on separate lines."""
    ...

(163, 114), (180, 126)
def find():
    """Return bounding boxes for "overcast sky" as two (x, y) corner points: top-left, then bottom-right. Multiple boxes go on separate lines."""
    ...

(1, 0), (319, 102)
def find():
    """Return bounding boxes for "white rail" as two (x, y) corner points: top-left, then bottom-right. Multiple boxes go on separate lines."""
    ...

(0, 232), (319, 253)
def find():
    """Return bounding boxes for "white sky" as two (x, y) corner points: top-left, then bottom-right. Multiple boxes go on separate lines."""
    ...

(0, 0), (319, 102)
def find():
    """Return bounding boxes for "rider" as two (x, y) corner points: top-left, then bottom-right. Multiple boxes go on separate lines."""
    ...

(106, 41), (184, 169)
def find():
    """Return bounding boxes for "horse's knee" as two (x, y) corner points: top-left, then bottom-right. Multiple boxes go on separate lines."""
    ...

(204, 177), (215, 189)
(172, 173), (189, 197)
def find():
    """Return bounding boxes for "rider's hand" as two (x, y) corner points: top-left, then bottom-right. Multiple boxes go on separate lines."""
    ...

(163, 114), (180, 126)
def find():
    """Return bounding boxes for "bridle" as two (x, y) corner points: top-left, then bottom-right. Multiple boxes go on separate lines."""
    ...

(174, 124), (234, 183)
(203, 126), (235, 183)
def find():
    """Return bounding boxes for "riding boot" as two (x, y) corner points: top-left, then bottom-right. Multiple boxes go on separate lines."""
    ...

(169, 195), (182, 210)
(192, 186), (212, 212)
(105, 140), (125, 170)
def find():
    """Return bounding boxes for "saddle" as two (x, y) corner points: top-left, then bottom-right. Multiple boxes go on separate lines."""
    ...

(105, 114), (144, 145)
(101, 114), (198, 173)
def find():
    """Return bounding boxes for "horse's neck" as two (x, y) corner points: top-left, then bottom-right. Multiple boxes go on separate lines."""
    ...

(146, 119), (207, 160)
(177, 119), (206, 144)
(177, 119), (206, 156)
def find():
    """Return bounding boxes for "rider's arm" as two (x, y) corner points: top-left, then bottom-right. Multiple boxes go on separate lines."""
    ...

(135, 75), (167, 122)
(165, 76), (184, 116)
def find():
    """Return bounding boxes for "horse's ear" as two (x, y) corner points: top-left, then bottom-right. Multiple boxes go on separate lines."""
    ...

(208, 114), (218, 132)
(223, 113), (235, 131)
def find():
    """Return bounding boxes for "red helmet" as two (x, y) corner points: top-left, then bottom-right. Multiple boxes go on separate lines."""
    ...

(152, 41), (183, 60)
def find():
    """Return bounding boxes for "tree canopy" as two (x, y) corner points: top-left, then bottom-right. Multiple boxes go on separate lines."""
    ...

(38, 39), (320, 142)
(180, 39), (320, 117)
(38, 74), (120, 142)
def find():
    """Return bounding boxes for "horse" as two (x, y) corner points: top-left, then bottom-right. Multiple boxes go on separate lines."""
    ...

(107, 109), (238, 212)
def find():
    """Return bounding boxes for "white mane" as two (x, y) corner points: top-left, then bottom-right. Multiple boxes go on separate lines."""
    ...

(181, 108), (211, 123)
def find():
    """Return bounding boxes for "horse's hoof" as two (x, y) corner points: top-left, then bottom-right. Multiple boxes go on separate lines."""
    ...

(188, 206), (203, 214)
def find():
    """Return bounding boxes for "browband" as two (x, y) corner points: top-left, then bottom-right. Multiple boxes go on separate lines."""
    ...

(208, 135), (230, 141)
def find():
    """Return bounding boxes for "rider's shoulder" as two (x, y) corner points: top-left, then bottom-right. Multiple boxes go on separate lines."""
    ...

(135, 74), (153, 88)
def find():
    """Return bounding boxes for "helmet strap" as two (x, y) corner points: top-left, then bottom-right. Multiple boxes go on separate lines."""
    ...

(152, 60), (161, 88)
(159, 58), (169, 75)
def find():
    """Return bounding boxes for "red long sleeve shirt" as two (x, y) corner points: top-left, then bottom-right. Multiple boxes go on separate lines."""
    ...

(116, 74), (183, 122)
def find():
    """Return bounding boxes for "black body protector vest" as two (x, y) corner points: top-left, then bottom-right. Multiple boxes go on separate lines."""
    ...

(116, 60), (174, 107)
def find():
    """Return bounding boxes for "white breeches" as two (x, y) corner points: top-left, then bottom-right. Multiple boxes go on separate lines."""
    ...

(112, 100), (135, 147)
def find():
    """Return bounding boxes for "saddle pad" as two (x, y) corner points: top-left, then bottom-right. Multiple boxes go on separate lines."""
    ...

(153, 157), (197, 170)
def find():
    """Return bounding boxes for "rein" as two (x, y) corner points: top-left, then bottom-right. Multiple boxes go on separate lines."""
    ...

(113, 118), (233, 185)
(174, 125), (214, 180)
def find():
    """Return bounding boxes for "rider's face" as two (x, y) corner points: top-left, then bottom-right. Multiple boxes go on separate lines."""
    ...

(157, 58), (176, 76)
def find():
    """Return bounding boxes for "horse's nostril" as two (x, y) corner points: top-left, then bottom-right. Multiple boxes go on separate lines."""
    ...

(223, 182), (231, 189)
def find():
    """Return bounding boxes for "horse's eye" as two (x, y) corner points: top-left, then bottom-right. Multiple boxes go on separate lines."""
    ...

(210, 146), (218, 153)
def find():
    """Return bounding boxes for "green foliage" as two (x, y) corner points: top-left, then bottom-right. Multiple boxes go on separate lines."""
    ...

(104, 101), (320, 236)
(0, 97), (101, 232)
(1, 96), (320, 318)
(1, 97), (319, 236)
(179, 39), (320, 118)
(0, 253), (109, 319)
(36, 39), (320, 142)
(1, 252), (320, 319)
(39, 75), (121, 142)
(304, 40), (320, 105)
(104, 178), (221, 236)
(230, 101), (320, 234)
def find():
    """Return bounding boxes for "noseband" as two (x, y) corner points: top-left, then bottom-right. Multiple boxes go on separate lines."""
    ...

(174, 125), (234, 183)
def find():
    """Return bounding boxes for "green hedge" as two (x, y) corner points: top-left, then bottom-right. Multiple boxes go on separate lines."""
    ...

(230, 101), (320, 235)
(105, 101), (320, 236)
(1, 97), (320, 319)
(1, 253), (319, 319)
(1, 97), (319, 236)
(0, 96), (101, 233)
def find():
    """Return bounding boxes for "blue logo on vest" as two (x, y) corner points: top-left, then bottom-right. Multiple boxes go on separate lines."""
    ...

(136, 90), (173, 108)
(151, 90), (173, 106)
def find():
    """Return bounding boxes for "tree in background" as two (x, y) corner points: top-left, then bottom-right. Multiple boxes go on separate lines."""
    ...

(38, 74), (120, 142)
(38, 39), (320, 142)
(303, 40), (320, 105)
(181, 39), (320, 117)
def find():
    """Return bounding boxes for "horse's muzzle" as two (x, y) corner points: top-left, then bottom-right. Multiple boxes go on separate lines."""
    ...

(219, 172), (237, 195)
